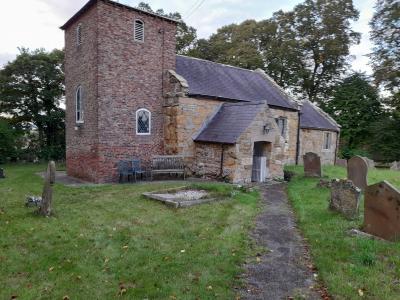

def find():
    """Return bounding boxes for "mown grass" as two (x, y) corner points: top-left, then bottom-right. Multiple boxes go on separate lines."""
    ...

(0, 164), (260, 299)
(286, 165), (400, 300)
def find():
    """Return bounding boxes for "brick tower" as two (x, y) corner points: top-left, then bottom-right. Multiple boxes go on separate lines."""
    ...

(61, 0), (178, 182)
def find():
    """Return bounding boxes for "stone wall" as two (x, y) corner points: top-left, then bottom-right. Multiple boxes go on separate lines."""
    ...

(299, 129), (338, 165)
(269, 108), (299, 165)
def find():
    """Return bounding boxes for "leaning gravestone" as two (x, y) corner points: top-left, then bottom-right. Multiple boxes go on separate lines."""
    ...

(347, 156), (368, 190)
(0, 168), (4, 179)
(303, 152), (321, 177)
(38, 161), (56, 216)
(390, 161), (400, 171)
(330, 179), (361, 219)
(335, 158), (347, 168)
(364, 181), (400, 241)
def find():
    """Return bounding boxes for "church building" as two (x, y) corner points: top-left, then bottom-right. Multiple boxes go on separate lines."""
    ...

(61, 0), (340, 183)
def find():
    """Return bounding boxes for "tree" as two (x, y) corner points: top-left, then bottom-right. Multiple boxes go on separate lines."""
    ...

(187, 0), (361, 103)
(0, 118), (19, 163)
(137, 2), (197, 54)
(369, 0), (400, 110)
(324, 73), (383, 157)
(0, 48), (65, 160)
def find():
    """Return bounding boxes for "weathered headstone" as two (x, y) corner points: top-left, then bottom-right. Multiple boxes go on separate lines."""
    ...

(347, 156), (368, 190)
(330, 179), (361, 219)
(364, 181), (400, 241)
(303, 152), (321, 177)
(390, 161), (400, 171)
(38, 161), (56, 216)
(0, 168), (4, 178)
(335, 158), (347, 168)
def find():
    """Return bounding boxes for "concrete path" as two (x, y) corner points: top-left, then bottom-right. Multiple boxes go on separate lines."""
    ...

(240, 183), (321, 300)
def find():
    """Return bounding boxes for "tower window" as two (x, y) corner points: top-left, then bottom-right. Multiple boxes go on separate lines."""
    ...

(76, 24), (82, 46)
(136, 108), (151, 135)
(76, 86), (83, 123)
(134, 20), (144, 42)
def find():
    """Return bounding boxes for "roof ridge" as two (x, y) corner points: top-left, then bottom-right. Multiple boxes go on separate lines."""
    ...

(177, 55), (257, 74)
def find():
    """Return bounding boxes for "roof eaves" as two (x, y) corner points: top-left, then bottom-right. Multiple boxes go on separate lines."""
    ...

(60, 0), (180, 30)
(305, 100), (341, 129)
(300, 126), (339, 132)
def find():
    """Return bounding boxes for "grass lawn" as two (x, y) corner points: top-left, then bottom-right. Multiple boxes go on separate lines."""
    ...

(0, 164), (260, 299)
(286, 165), (400, 300)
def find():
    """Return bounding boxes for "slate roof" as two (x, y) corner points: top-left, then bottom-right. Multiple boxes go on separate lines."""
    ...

(300, 101), (340, 132)
(194, 102), (264, 144)
(176, 55), (297, 110)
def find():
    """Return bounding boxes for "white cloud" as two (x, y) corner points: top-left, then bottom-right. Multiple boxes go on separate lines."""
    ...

(0, 0), (375, 74)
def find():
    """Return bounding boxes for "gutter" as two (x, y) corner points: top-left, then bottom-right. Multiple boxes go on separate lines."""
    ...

(295, 111), (302, 165)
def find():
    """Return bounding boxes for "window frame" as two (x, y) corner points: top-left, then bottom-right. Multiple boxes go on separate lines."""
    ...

(75, 85), (84, 124)
(136, 108), (151, 135)
(323, 132), (332, 150)
(133, 19), (145, 42)
(275, 117), (287, 138)
(76, 23), (82, 46)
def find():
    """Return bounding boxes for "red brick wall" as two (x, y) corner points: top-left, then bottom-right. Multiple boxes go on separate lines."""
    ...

(65, 1), (177, 182)
(65, 4), (99, 182)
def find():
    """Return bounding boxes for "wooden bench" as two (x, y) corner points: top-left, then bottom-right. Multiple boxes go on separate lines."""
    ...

(151, 155), (185, 180)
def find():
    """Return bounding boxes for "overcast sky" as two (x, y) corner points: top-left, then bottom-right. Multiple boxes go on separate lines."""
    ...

(0, 0), (374, 73)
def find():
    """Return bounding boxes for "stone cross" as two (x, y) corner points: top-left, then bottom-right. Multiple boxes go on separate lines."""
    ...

(0, 168), (4, 179)
(330, 179), (361, 219)
(347, 156), (368, 190)
(364, 181), (400, 241)
(38, 161), (56, 216)
(303, 152), (321, 177)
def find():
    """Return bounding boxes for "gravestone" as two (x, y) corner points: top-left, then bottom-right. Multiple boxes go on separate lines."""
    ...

(390, 161), (400, 171)
(363, 157), (375, 169)
(335, 158), (347, 167)
(303, 152), (321, 177)
(330, 179), (361, 219)
(347, 156), (368, 190)
(38, 161), (56, 216)
(364, 181), (400, 241)
(0, 168), (4, 178)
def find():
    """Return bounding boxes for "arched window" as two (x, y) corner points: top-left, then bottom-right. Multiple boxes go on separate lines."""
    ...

(136, 108), (151, 135)
(76, 24), (82, 46)
(76, 86), (83, 123)
(134, 20), (144, 42)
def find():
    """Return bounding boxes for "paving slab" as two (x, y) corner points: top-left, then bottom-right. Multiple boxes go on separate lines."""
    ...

(240, 183), (321, 300)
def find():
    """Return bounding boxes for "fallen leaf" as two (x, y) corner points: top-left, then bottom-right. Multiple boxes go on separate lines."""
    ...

(207, 285), (213, 290)
(358, 289), (364, 297)
(180, 249), (185, 253)
(256, 257), (261, 262)
(122, 245), (128, 250)
(48, 267), (54, 272)
(104, 258), (110, 264)
(63, 296), (70, 300)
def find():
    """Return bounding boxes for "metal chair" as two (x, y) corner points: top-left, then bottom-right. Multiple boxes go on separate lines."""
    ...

(118, 160), (133, 183)
(132, 159), (146, 182)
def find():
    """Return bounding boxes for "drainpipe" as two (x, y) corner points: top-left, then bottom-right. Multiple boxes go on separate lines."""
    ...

(295, 111), (302, 165)
(334, 131), (340, 165)
(220, 144), (225, 178)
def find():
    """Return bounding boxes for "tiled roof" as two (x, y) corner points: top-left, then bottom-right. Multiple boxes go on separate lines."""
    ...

(176, 55), (297, 110)
(300, 101), (340, 132)
(194, 102), (264, 144)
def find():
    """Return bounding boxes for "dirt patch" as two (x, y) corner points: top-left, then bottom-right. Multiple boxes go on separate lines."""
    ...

(240, 183), (321, 299)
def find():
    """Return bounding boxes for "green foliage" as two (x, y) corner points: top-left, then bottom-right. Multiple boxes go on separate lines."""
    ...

(0, 119), (20, 162)
(187, 0), (360, 103)
(323, 73), (383, 157)
(0, 48), (65, 161)
(137, 2), (197, 54)
(0, 164), (259, 299)
(369, 0), (400, 110)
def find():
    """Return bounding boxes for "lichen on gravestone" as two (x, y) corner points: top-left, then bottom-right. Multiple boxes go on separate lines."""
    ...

(330, 179), (361, 219)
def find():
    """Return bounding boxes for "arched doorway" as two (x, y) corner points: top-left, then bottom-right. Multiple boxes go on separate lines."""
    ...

(251, 141), (272, 182)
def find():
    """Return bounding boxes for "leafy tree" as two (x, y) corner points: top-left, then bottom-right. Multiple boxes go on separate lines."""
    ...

(369, 0), (400, 110)
(0, 118), (19, 163)
(137, 2), (197, 54)
(324, 73), (383, 156)
(187, 0), (360, 103)
(0, 48), (65, 160)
